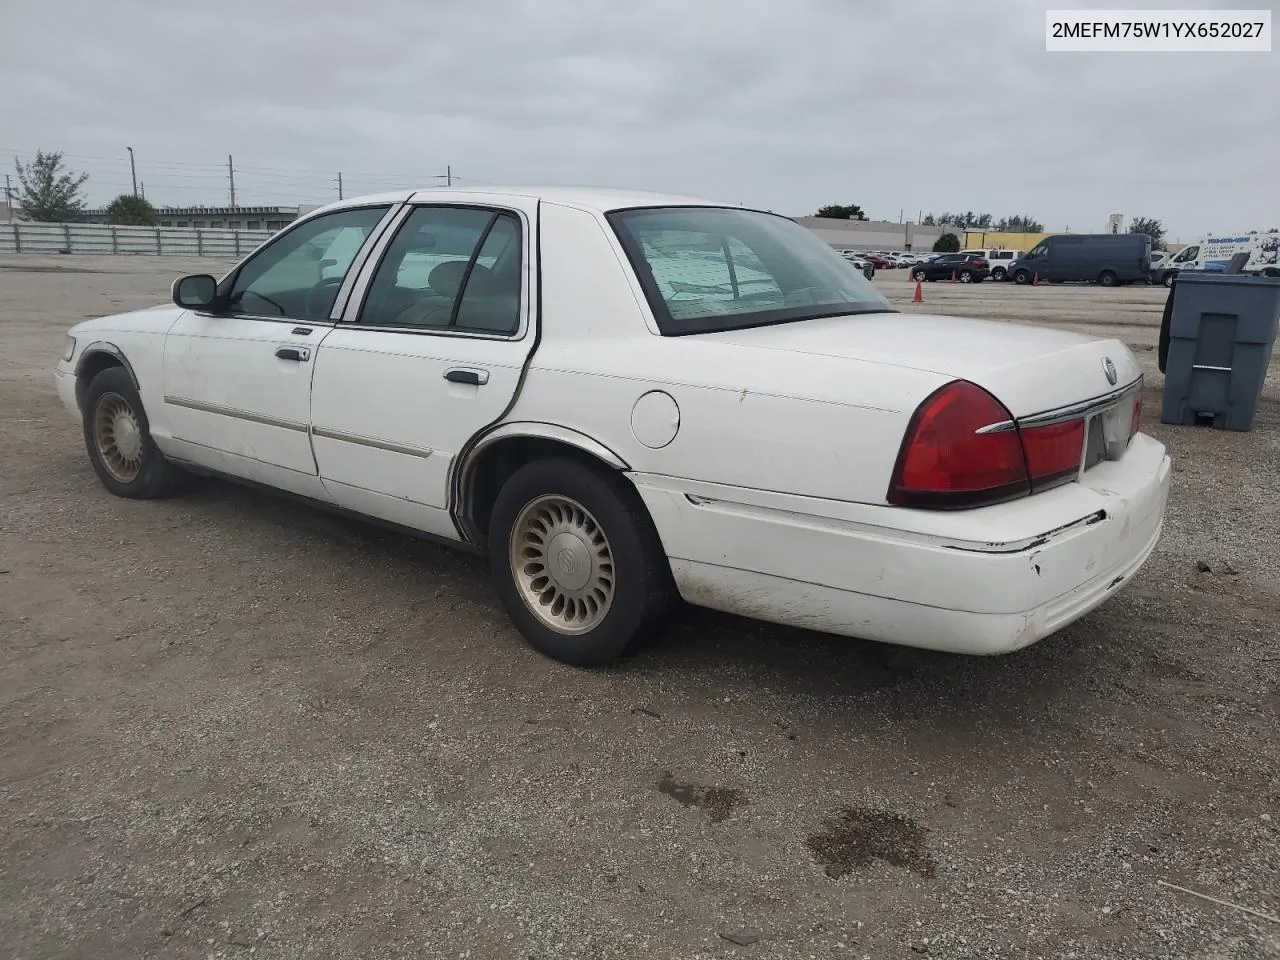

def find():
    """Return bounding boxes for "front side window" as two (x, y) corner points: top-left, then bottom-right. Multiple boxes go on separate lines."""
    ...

(358, 206), (523, 335)
(227, 206), (389, 321)
(1029, 244), (1048, 258)
(609, 207), (892, 336)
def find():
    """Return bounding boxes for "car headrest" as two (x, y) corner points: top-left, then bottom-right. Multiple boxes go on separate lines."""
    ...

(428, 261), (496, 299)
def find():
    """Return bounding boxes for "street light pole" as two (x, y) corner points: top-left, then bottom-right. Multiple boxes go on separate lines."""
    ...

(126, 147), (138, 197)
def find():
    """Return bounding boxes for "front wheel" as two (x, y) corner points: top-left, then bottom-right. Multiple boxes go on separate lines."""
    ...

(1163, 272), (1176, 288)
(82, 367), (190, 499)
(1098, 270), (1118, 287)
(488, 458), (676, 666)
(1013, 270), (1031, 285)
(991, 267), (1006, 281)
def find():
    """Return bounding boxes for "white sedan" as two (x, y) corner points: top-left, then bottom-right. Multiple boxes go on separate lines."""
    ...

(54, 187), (1171, 666)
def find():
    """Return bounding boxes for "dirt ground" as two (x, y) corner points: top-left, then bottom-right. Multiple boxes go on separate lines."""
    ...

(1, 255), (1277, 960)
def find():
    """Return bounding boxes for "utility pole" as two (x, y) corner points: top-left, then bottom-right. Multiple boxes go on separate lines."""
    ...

(227, 154), (237, 208)
(3, 174), (12, 218)
(336, 172), (343, 200)
(127, 146), (137, 197)
(140, 181), (146, 200)
(446, 164), (452, 187)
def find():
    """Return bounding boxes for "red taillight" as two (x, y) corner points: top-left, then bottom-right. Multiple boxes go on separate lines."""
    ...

(1020, 419), (1086, 488)
(888, 381), (1029, 509)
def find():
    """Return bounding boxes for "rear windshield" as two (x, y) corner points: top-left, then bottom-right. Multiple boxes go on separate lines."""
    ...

(607, 206), (894, 336)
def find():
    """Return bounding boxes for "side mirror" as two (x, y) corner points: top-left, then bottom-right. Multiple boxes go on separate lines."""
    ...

(173, 274), (218, 310)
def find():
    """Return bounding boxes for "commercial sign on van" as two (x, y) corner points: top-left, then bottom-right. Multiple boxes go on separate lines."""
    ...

(1199, 233), (1280, 271)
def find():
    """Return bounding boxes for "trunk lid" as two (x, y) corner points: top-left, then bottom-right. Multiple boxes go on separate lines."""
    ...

(700, 312), (1140, 417)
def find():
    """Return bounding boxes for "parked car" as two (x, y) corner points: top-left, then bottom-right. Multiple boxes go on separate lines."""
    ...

(911, 253), (990, 283)
(54, 187), (1169, 666)
(960, 248), (1024, 281)
(840, 249), (875, 279)
(864, 253), (894, 269)
(1008, 234), (1151, 286)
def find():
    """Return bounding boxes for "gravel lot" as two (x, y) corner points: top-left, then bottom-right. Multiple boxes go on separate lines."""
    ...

(1, 255), (1277, 960)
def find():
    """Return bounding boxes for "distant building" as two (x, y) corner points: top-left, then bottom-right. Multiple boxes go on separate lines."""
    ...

(81, 204), (319, 231)
(795, 216), (953, 253)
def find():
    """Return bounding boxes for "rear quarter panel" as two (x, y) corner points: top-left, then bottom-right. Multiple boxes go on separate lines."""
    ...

(507, 201), (946, 503)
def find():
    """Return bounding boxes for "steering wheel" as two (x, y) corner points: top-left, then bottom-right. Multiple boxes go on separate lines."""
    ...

(306, 277), (345, 320)
(241, 289), (287, 316)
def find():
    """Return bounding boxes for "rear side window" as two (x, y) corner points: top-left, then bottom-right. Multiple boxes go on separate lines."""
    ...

(358, 206), (522, 335)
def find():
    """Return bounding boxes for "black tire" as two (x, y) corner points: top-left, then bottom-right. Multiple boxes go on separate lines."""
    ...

(1013, 269), (1031, 285)
(991, 267), (1006, 281)
(82, 366), (190, 499)
(1098, 270), (1117, 287)
(487, 457), (676, 666)
(959, 271), (973, 283)
(1163, 272), (1176, 288)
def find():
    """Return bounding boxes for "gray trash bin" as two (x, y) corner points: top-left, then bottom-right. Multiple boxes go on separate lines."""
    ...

(1161, 272), (1280, 431)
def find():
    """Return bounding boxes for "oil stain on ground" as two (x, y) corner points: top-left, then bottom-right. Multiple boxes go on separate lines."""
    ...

(806, 806), (936, 878)
(657, 773), (747, 823)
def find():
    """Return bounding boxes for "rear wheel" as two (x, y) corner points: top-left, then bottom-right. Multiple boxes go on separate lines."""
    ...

(991, 267), (1006, 281)
(1013, 269), (1031, 285)
(1163, 272), (1176, 288)
(488, 458), (676, 666)
(1098, 270), (1118, 287)
(82, 367), (190, 499)
(959, 271), (973, 283)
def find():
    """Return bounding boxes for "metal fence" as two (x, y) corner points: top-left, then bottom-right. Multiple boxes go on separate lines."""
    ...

(0, 221), (275, 259)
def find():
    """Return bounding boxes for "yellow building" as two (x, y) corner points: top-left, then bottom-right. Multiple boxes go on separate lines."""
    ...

(962, 230), (1053, 252)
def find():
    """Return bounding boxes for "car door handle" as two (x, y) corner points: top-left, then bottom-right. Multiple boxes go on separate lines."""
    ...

(444, 367), (489, 385)
(276, 346), (311, 362)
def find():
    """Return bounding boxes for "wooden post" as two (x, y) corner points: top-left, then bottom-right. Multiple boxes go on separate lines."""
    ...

(196, 229), (203, 256)
(155, 228), (162, 255)
(111, 226), (118, 254)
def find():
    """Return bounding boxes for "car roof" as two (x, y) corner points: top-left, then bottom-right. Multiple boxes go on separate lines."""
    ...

(308, 185), (739, 218)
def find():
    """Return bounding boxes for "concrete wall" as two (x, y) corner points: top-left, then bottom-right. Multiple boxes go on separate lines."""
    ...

(0, 221), (273, 258)
(794, 216), (954, 253)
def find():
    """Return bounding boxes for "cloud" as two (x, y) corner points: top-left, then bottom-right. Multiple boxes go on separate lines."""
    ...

(2, 0), (1276, 238)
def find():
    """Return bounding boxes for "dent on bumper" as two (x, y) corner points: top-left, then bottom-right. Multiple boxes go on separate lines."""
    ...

(632, 440), (1172, 654)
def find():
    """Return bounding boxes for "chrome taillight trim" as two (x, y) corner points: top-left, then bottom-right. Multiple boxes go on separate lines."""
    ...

(1018, 376), (1143, 428)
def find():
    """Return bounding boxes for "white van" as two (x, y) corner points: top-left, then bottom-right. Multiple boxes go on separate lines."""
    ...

(1151, 232), (1280, 286)
(960, 248), (1025, 281)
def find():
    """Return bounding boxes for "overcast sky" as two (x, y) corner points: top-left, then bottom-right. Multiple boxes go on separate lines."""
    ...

(2, 0), (1276, 241)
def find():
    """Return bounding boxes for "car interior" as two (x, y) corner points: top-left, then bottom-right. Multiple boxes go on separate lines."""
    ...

(360, 213), (522, 334)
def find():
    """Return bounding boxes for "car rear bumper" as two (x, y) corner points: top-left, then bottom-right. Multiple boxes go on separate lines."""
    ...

(631, 433), (1172, 655)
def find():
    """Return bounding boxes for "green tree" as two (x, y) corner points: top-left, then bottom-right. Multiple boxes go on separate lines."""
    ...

(13, 150), (88, 221)
(105, 193), (159, 225)
(995, 214), (1044, 232)
(932, 231), (960, 253)
(815, 203), (868, 221)
(1128, 216), (1164, 248)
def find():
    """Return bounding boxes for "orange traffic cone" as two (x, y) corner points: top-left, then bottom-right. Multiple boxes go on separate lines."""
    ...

(912, 279), (923, 303)
(950, 270), (958, 283)
(1033, 272), (1040, 285)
